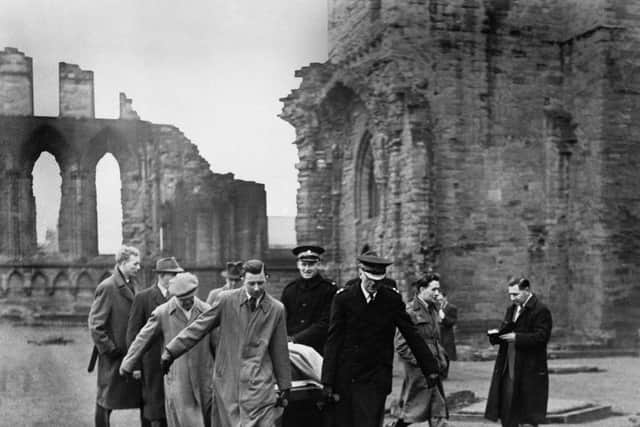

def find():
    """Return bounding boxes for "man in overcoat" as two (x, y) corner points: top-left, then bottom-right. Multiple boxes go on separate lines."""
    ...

(280, 245), (336, 427)
(161, 259), (291, 427)
(126, 257), (184, 427)
(121, 273), (213, 427)
(88, 245), (144, 427)
(206, 261), (243, 305)
(322, 252), (441, 427)
(484, 277), (553, 427)
(394, 274), (449, 427)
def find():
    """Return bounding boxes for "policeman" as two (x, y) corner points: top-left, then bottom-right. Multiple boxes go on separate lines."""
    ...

(281, 245), (337, 355)
(344, 244), (397, 290)
(322, 252), (441, 427)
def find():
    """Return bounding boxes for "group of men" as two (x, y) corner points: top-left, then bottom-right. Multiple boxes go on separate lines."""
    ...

(88, 244), (552, 427)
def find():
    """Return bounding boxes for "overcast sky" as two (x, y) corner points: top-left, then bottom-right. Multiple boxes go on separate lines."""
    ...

(1, 0), (327, 251)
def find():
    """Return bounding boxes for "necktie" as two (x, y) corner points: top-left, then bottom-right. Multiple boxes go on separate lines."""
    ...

(367, 292), (376, 304)
(249, 296), (257, 312)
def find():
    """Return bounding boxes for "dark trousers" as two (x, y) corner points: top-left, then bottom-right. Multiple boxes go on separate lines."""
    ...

(333, 383), (387, 427)
(95, 403), (150, 427)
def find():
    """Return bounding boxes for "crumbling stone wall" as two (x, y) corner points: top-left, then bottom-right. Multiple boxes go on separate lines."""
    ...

(0, 48), (268, 317)
(282, 0), (640, 346)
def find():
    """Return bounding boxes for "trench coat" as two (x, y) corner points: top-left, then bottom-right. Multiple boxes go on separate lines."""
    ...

(88, 269), (142, 409)
(485, 294), (552, 425)
(395, 297), (448, 423)
(165, 288), (292, 427)
(126, 284), (169, 420)
(122, 297), (213, 427)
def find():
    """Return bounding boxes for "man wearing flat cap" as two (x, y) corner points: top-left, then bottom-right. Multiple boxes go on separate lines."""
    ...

(206, 261), (243, 305)
(322, 251), (441, 427)
(280, 245), (336, 427)
(126, 257), (184, 427)
(121, 272), (213, 427)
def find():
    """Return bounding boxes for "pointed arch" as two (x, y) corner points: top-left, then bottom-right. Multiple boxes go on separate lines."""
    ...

(30, 271), (49, 297)
(75, 271), (94, 303)
(355, 131), (380, 220)
(7, 270), (25, 297)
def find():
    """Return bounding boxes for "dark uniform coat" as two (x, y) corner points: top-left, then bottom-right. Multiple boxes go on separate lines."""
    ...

(485, 294), (552, 426)
(126, 284), (169, 420)
(281, 274), (336, 354)
(440, 301), (458, 361)
(322, 285), (440, 427)
(88, 269), (142, 409)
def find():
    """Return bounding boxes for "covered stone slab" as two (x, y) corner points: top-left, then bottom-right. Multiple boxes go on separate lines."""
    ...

(451, 398), (613, 424)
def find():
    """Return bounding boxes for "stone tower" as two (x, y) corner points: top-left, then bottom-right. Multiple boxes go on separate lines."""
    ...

(281, 0), (640, 346)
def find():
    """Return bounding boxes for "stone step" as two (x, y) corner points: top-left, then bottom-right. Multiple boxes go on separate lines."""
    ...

(451, 398), (614, 424)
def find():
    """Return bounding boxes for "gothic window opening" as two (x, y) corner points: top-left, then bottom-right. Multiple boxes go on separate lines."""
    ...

(32, 152), (62, 253)
(356, 133), (380, 220)
(96, 153), (123, 254)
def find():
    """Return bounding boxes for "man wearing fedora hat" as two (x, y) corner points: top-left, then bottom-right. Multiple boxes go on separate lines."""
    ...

(121, 272), (213, 427)
(126, 257), (184, 427)
(206, 261), (243, 305)
(322, 252), (441, 427)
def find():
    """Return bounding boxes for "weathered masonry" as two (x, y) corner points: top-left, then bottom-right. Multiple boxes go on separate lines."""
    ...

(0, 47), (267, 316)
(281, 1), (640, 346)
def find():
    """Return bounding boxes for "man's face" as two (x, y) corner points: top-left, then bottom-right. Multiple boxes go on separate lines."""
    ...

(297, 260), (320, 279)
(508, 285), (529, 305)
(419, 280), (441, 304)
(359, 269), (381, 294)
(119, 255), (141, 278)
(226, 276), (242, 289)
(158, 272), (177, 287)
(244, 271), (267, 298)
(178, 295), (195, 311)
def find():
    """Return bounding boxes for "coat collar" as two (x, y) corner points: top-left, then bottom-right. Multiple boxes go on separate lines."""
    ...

(152, 283), (168, 305)
(113, 268), (135, 302)
(238, 288), (271, 313)
(168, 296), (206, 322)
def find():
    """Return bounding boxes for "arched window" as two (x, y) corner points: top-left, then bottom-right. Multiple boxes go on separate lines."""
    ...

(32, 152), (62, 252)
(96, 153), (123, 254)
(355, 133), (380, 220)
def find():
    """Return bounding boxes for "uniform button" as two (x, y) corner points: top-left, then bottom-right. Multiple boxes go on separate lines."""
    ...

(302, 303), (307, 307)
(300, 320), (305, 324)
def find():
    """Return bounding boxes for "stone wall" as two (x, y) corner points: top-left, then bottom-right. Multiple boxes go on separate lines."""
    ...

(282, 0), (640, 346)
(0, 48), (269, 317)
(0, 47), (33, 116)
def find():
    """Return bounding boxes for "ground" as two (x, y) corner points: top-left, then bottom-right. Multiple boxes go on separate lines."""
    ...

(0, 323), (638, 427)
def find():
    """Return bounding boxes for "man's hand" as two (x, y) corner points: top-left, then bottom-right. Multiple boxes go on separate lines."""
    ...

(426, 373), (440, 388)
(160, 351), (174, 375)
(499, 332), (516, 342)
(132, 370), (142, 380)
(275, 389), (290, 408)
(287, 336), (296, 343)
(119, 366), (131, 377)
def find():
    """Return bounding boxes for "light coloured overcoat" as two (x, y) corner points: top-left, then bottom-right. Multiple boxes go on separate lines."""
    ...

(166, 288), (291, 427)
(88, 269), (142, 409)
(121, 296), (214, 427)
(395, 297), (449, 423)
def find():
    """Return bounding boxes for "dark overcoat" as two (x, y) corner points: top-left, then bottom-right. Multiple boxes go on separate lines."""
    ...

(485, 294), (552, 425)
(126, 284), (169, 420)
(281, 274), (336, 354)
(88, 269), (142, 409)
(322, 285), (440, 396)
(440, 302), (458, 361)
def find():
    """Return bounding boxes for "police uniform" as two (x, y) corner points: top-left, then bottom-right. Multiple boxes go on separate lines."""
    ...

(322, 254), (440, 427)
(281, 245), (337, 427)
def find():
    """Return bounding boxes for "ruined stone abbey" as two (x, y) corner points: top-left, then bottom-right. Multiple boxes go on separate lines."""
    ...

(282, 0), (640, 346)
(0, 47), (267, 315)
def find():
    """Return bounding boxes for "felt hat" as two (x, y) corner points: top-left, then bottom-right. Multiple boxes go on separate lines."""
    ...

(222, 261), (243, 279)
(154, 257), (184, 273)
